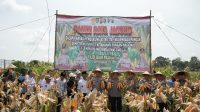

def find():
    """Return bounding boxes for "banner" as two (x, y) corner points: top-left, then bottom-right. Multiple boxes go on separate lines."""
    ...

(55, 15), (151, 72)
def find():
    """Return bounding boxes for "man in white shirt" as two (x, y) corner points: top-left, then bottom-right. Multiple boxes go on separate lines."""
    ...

(26, 70), (36, 98)
(67, 73), (77, 97)
(78, 71), (91, 96)
(40, 70), (55, 87)
(41, 75), (53, 91)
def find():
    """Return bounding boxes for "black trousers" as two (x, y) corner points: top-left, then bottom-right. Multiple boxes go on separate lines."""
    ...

(82, 93), (88, 102)
(57, 97), (62, 112)
(158, 103), (167, 112)
(109, 97), (122, 112)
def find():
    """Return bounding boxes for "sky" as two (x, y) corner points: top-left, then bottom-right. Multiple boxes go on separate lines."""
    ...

(0, 0), (200, 62)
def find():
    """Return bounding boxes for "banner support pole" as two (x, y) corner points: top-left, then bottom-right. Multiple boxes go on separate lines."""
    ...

(54, 10), (58, 70)
(150, 10), (152, 73)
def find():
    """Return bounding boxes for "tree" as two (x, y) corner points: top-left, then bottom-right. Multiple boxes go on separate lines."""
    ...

(154, 56), (171, 67)
(12, 60), (26, 73)
(172, 58), (188, 71)
(189, 56), (200, 71)
(26, 60), (53, 75)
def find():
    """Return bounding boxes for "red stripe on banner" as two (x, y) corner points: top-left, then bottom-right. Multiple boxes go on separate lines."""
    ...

(121, 16), (152, 19)
(56, 14), (85, 19)
(56, 14), (152, 19)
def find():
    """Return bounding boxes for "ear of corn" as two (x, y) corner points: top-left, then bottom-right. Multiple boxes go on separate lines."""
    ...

(100, 81), (105, 89)
(1, 75), (200, 112)
(130, 80), (135, 86)
(107, 82), (112, 89)
(117, 82), (123, 89)
(86, 81), (91, 88)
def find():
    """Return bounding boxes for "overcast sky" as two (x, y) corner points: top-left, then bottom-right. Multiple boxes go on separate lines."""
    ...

(0, 0), (200, 62)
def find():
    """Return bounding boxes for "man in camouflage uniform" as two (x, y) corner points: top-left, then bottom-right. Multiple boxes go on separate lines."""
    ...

(107, 70), (123, 112)
(154, 71), (168, 112)
(154, 71), (168, 87)
(173, 71), (190, 86)
(90, 68), (105, 93)
(124, 70), (139, 93)
(139, 71), (154, 95)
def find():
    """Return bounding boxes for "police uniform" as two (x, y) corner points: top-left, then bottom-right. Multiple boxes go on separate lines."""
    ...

(124, 70), (139, 93)
(91, 76), (104, 92)
(139, 71), (154, 95)
(91, 68), (105, 92)
(107, 70), (123, 112)
(126, 78), (139, 93)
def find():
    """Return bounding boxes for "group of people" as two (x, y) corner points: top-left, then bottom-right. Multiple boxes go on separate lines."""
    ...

(0, 64), (197, 112)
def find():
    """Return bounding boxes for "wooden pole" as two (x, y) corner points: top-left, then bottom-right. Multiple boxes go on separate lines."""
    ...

(150, 10), (152, 73)
(54, 10), (58, 70)
(4, 59), (6, 69)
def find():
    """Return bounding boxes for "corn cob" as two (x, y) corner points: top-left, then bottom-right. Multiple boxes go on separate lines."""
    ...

(117, 82), (123, 89)
(86, 81), (92, 88)
(100, 81), (105, 89)
(107, 82), (112, 90)
(130, 80), (134, 86)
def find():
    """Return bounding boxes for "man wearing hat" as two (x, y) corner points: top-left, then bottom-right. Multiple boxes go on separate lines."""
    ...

(67, 73), (77, 97)
(139, 71), (154, 94)
(89, 68), (105, 92)
(154, 71), (167, 87)
(173, 71), (190, 86)
(77, 71), (91, 97)
(107, 70), (123, 112)
(124, 70), (139, 93)
(41, 75), (54, 91)
(39, 69), (55, 88)
(2, 64), (17, 82)
(154, 71), (168, 112)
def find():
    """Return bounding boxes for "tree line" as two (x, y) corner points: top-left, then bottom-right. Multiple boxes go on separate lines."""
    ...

(9, 56), (200, 73)
(153, 56), (200, 71)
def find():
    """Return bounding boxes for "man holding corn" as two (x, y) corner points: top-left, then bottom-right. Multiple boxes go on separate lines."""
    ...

(173, 71), (190, 86)
(124, 70), (139, 93)
(139, 71), (154, 94)
(154, 71), (168, 112)
(87, 68), (106, 93)
(107, 70), (123, 112)
(154, 71), (167, 87)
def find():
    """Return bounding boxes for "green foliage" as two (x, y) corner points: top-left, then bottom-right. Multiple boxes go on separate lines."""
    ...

(26, 61), (53, 75)
(172, 57), (188, 71)
(189, 56), (200, 71)
(12, 60), (26, 73)
(155, 66), (200, 80)
(154, 56), (171, 67)
(155, 66), (173, 78)
(190, 72), (200, 81)
(153, 56), (200, 72)
(12, 60), (53, 82)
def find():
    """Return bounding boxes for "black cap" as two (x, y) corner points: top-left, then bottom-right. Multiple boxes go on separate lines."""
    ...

(60, 72), (66, 77)
(82, 71), (88, 75)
